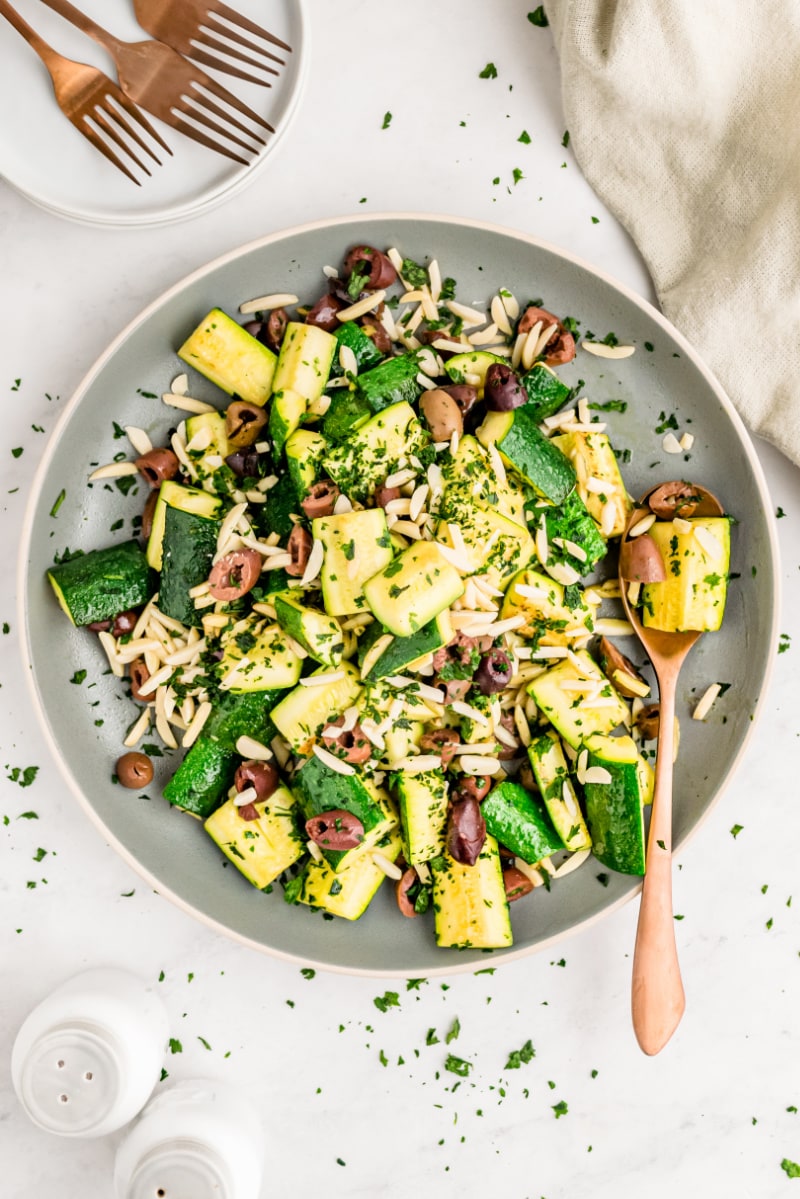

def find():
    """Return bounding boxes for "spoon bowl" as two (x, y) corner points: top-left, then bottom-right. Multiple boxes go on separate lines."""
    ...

(619, 481), (725, 1055)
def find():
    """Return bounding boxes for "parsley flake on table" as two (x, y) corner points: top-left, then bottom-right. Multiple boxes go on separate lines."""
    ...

(479, 62), (498, 78)
(512, 167), (524, 185)
(50, 489), (66, 518)
(168, 1038), (183, 1054)
(552, 1099), (569, 1118)
(528, 6), (549, 25)
(445, 1017), (461, 1044)
(518, 130), (531, 144)
(779, 633), (791, 654)
(445, 1054), (472, 1077)
(7, 766), (39, 788)
(197, 1036), (212, 1051)
(781, 1158), (800, 1179)
(300, 967), (316, 980)
(381, 111), (392, 129)
(374, 991), (400, 1012)
(730, 824), (744, 838)
(562, 129), (570, 148)
(505, 1039), (535, 1069)
(11, 447), (23, 458)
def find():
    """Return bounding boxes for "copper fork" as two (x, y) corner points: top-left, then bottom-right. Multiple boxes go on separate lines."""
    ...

(0, 0), (167, 184)
(39, 0), (273, 165)
(132, 0), (291, 86)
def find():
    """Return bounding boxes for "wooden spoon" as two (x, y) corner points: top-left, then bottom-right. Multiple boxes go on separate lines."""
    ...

(619, 482), (725, 1055)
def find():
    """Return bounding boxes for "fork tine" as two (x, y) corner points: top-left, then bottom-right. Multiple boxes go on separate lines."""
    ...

(92, 106), (151, 177)
(204, 16), (284, 66)
(209, 0), (291, 52)
(115, 91), (173, 159)
(189, 85), (266, 146)
(185, 45), (273, 87)
(193, 28), (279, 76)
(171, 114), (250, 165)
(196, 73), (275, 134)
(180, 96), (261, 156)
(77, 117), (141, 185)
(104, 96), (163, 166)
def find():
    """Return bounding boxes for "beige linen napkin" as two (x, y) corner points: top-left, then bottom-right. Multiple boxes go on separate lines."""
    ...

(546, 0), (800, 465)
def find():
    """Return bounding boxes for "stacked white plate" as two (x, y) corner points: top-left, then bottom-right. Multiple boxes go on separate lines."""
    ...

(0, 0), (307, 226)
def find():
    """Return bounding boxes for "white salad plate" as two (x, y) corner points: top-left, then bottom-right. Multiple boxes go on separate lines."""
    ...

(19, 213), (780, 975)
(0, 0), (307, 227)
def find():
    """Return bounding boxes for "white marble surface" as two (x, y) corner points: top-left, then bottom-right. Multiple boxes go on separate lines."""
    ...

(2, 3), (800, 1196)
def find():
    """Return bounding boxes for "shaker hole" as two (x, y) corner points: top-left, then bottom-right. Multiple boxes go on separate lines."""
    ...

(157, 1190), (166, 1197)
(59, 1094), (69, 1104)
(84, 1071), (94, 1081)
(57, 1060), (65, 1068)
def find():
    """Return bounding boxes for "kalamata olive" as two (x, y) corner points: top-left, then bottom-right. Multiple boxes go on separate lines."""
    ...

(263, 307), (289, 353)
(224, 448), (271, 479)
(305, 292), (344, 331)
(141, 488), (159, 541)
(437, 383), (478, 416)
(301, 480), (340, 519)
(116, 751), (153, 788)
(343, 245), (397, 290)
(474, 648), (512, 695)
(396, 868), (419, 918)
(420, 727), (461, 767)
(619, 532), (667, 583)
(87, 618), (112, 632)
(305, 809), (365, 850)
(419, 388), (464, 441)
(129, 657), (150, 702)
(517, 305), (576, 366)
(485, 363), (527, 411)
(237, 803), (260, 822)
(360, 313), (392, 353)
(435, 677), (473, 705)
(635, 703), (661, 741)
(452, 774), (493, 803)
(112, 609), (138, 637)
(647, 481), (700, 520)
(503, 866), (535, 902)
(235, 759), (279, 801)
(286, 525), (312, 577)
(374, 484), (401, 509)
(446, 797), (486, 866)
(225, 400), (268, 448)
(496, 712), (520, 760)
(208, 549), (262, 600)
(242, 320), (263, 338)
(136, 448), (179, 487)
(597, 636), (649, 699)
(320, 717), (372, 764)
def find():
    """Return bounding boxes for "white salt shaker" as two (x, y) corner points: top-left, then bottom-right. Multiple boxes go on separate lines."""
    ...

(113, 1079), (264, 1199)
(11, 967), (168, 1138)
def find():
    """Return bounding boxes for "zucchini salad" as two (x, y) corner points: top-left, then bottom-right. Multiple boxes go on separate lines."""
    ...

(47, 243), (731, 950)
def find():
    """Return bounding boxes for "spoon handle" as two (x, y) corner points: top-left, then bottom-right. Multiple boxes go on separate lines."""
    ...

(631, 668), (685, 1055)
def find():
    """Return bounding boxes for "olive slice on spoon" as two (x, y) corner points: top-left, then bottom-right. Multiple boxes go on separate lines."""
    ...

(619, 481), (725, 1055)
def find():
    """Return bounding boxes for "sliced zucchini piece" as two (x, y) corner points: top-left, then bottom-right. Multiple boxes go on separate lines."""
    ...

(543, 488), (608, 574)
(322, 400), (428, 502)
(432, 835), (513, 949)
(146, 480), (222, 572)
(163, 736), (234, 819)
(285, 429), (327, 500)
(362, 541), (464, 637)
(500, 567), (596, 644)
(527, 648), (629, 750)
(551, 429), (632, 539)
(292, 755), (398, 872)
(256, 473), (297, 541)
(355, 351), (420, 412)
(218, 618), (303, 693)
(48, 540), (151, 627)
(642, 517), (731, 632)
(528, 732), (592, 852)
(393, 768), (449, 864)
(312, 507), (392, 617)
(184, 410), (232, 483)
(436, 502), (535, 588)
(359, 610), (453, 682)
(481, 780), (565, 865)
(293, 826), (403, 920)
(271, 661), (362, 753)
(268, 322), (337, 452)
(204, 785), (304, 889)
(334, 321), (383, 371)
(273, 590), (344, 667)
(582, 732), (648, 875)
(444, 349), (505, 398)
(519, 361), (572, 422)
(477, 405), (577, 504)
(178, 308), (277, 405)
(321, 389), (372, 442)
(159, 504), (219, 627)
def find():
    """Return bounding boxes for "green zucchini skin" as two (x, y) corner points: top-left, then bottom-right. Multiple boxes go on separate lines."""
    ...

(358, 614), (451, 682)
(355, 352), (420, 413)
(256, 473), (297, 540)
(544, 489), (607, 573)
(481, 780), (565, 864)
(159, 505), (220, 627)
(334, 321), (383, 370)
(500, 407), (577, 504)
(292, 755), (387, 870)
(163, 689), (281, 816)
(519, 363), (572, 422)
(47, 540), (152, 626)
(321, 389), (373, 442)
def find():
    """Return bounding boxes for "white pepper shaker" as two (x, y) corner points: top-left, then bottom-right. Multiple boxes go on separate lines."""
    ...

(11, 967), (168, 1138)
(113, 1079), (264, 1199)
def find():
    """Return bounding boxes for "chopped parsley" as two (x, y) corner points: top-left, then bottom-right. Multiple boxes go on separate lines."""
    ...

(551, 1099), (569, 1118)
(730, 824), (744, 839)
(168, 1038), (183, 1054)
(479, 62), (498, 79)
(373, 991), (400, 1013)
(444, 1054), (472, 1077)
(528, 6), (549, 25)
(505, 1039), (535, 1069)
(381, 111), (392, 130)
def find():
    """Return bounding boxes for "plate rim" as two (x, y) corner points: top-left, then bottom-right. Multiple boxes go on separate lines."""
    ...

(0, 0), (309, 229)
(17, 210), (782, 976)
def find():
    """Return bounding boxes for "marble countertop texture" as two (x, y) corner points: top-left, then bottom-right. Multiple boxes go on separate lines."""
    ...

(2, 3), (799, 1196)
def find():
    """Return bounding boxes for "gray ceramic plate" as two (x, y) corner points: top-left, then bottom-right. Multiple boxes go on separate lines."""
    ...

(19, 214), (780, 976)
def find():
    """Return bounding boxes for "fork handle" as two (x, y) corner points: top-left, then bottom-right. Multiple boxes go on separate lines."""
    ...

(0, 0), (63, 69)
(38, 0), (124, 54)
